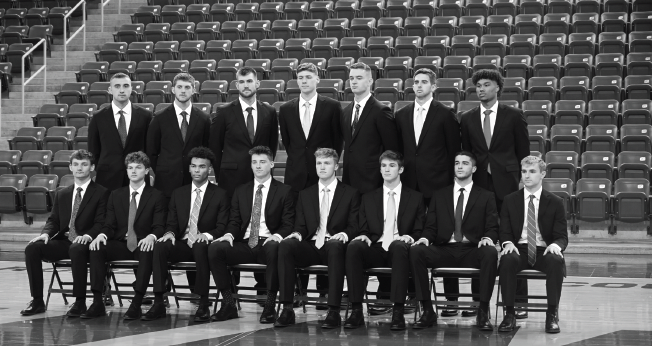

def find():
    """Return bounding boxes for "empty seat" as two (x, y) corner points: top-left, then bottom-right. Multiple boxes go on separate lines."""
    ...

(87, 82), (112, 107)
(113, 24), (145, 45)
(538, 33), (567, 57)
(55, 82), (88, 106)
(367, 36), (394, 60)
(581, 151), (615, 180)
(568, 33), (596, 56)
(234, 2), (259, 22)
(631, 11), (652, 32)
(179, 40), (206, 62)
(592, 76), (623, 103)
(550, 124), (583, 154)
(312, 37), (339, 60)
(545, 151), (579, 181)
(0, 150), (21, 175)
(612, 178), (650, 230)
(231, 39), (258, 61)
(509, 34), (537, 57)
(0, 174), (27, 218)
(210, 3), (234, 23)
(23, 174), (58, 216)
(458, 15), (485, 38)
(523, 100), (553, 126)
(595, 53), (624, 77)
(323, 18), (350, 38)
(486, 14), (513, 36)
(515, 14), (541, 35)
(17, 150), (52, 180)
(533, 54), (563, 78)
(339, 37), (366, 60)
(585, 124), (618, 153)
(188, 59), (216, 84)
(169, 22), (196, 42)
(374, 78), (403, 104)
(431, 16), (458, 38)
(627, 53), (652, 76)
(144, 80), (172, 105)
(394, 36), (421, 59)
(618, 151), (652, 180)
(555, 99), (586, 127)
(480, 34), (508, 58)
(216, 59), (244, 83)
(153, 41), (180, 63)
(450, 35), (479, 58)
(186, 4), (210, 25)
(503, 55), (532, 79)
(625, 75), (652, 100)
(542, 177), (574, 220)
(575, 178), (612, 229)
(205, 40), (232, 61)
(412, 0), (435, 17)
(601, 12), (628, 33)
(629, 31), (652, 53)
(144, 23), (171, 44)
(285, 38), (311, 60)
(559, 76), (590, 102)
(132, 6), (161, 25)
(598, 32), (627, 54)
(588, 100), (619, 125)
(316, 78), (343, 100)
(443, 55), (472, 79)
(528, 125), (547, 154)
(126, 42), (154, 64)
(564, 53), (594, 77)
(422, 36), (450, 58)
(404, 16), (429, 37)
(620, 124), (652, 152)
(135, 60), (163, 85)
(199, 80), (227, 104)
(257, 80), (285, 104)
(434, 78), (464, 104)
(528, 77), (558, 102)
(622, 99), (652, 125)
(270, 58), (298, 81)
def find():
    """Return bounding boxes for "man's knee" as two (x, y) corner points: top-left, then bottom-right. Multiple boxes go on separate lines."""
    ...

(69, 242), (89, 259)
(499, 252), (520, 269)
(346, 240), (366, 256)
(479, 245), (498, 263)
(409, 244), (428, 262)
(278, 238), (297, 257)
(25, 241), (44, 257)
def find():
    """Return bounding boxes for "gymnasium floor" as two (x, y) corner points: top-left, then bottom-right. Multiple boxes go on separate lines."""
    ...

(0, 254), (650, 346)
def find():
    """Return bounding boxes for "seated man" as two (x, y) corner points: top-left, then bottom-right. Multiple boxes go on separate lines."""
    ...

(498, 156), (567, 334)
(275, 148), (360, 328)
(344, 150), (425, 331)
(143, 147), (230, 322)
(22, 150), (110, 317)
(410, 151), (499, 330)
(83, 151), (167, 320)
(209, 146), (295, 324)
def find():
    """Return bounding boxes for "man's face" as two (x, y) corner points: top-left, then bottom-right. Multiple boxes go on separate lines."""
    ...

(189, 157), (211, 184)
(172, 79), (194, 103)
(297, 70), (319, 95)
(454, 155), (476, 180)
(348, 68), (372, 95)
(236, 72), (259, 98)
(69, 158), (94, 180)
(413, 73), (435, 99)
(380, 158), (403, 182)
(127, 162), (149, 184)
(522, 163), (546, 189)
(476, 78), (500, 103)
(251, 153), (273, 179)
(108, 77), (132, 103)
(316, 156), (337, 180)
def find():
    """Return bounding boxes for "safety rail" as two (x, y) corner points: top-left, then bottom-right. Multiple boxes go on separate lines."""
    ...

(22, 38), (47, 114)
(63, 0), (87, 72)
(101, 0), (122, 32)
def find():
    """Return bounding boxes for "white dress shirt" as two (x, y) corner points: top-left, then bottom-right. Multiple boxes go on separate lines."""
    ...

(378, 183), (412, 243)
(503, 187), (561, 252)
(480, 101), (499, 137)
(351, 93), (372, 125)
(311, 179), (338, 241)
(413, 97), (432, 142)
(240, 97), (258, 133)
(71, 179), (91, 213)
(112, 101), (132, 132)
(129, 183), (145, 209)
(183, 180), (213, 241)
(244, 177), (273, 239)
(174, 102), (193, 128)
(449, 181), (472, 243)
(300, 93), (317, 127)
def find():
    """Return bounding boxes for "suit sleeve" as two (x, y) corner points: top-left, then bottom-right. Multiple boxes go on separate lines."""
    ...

(331, 102), (343, 156)
(225, 190), (243, 240)
(207, 191), (230, 239)
(377, 104), (401, 153)
(150, 191), (168, 239)
(421, 197), (439, 243)
(164, 190), (181, 237)
(202, 112), (211, 148)
(552, 197), (569, 250)
(344, 190), (361, 239)
(408, 195), (426, 240)
(269, 106), (279, 159)
(514, 108), (530, 162)
(444, 107), (462, 181)
(87, 115), (101, 165)
(41, 192), (62, 238)
(85, 189), (110, 238)
(209, 108), (227, 173)
(277, 188), (296, 238)
(483, 192), (499, 242)
(292, 193), (308, 238)
(499, 194), (516, 245)
(278, 106), (291, 153)
(146, 116), (161, 172)
(100, 192), (118, 239)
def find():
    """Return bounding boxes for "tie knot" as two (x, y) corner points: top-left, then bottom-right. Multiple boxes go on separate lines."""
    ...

(132, 191), (138, 198)
(195, 188), (201, 193)
(304, 102), (310, 108)
(459, 188), (465, 193)
(118, 110), (124, 115)
(355, 104), (361, 110)
(529, 194), (535, 201)
(246, 107), (254, 114)
(322, 188), (330, 193)
(484, 109), (492, 116)
(257, 184), (264, 191)
(76, 187), (83, 192)
(389, 191), (395, 197)
(181, 111), (188, 117)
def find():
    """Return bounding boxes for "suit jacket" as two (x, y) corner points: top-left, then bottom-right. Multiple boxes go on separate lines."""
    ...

(293, 180), (360, 240)
(357, 185), (425, 243)
(146, 104), (211, 198)
(88, 104), (153, 191)
(460, 104), (530, 200)
(499, 188), (569, 251)
(100, 185), (167, 241)
(341, 96), (400, 194)
(396, 100), (461, 198)
(279, 95), (343, 192)
(165, 182), (230, 239)
(226, 178), (295, 242)
(421, 184), (499, 245)
(41, 181), (110, 240)
(209, 99), (279, 197)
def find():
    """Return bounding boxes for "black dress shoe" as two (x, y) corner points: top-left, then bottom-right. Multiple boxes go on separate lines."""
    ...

(413, 309), (437, 329)
(515, 311), (528, 319)
(462, 309), (478, 317)
(20, 300), (46, 316)
(321, 309), (341, 329)
(141, 302), (167, 321)
(476, 309), (493, 331)
(81, 301), (106, 319)
(194, 303), (211, 323)
(274, 308), (295, 327)
(390, 307), (406, 331)
(123, 304), (142, 320)
(142, 298), (153, 305)
(343, 308), (364, 329)
(66, 301), (87, 318)
(211, 303), (238, 322)
(440, 306), (458, 317)
(259, 306), (276, 324)
(545, 312), (560, 334)
(498, 313), (516, 332)
(368, 306), (392, 316)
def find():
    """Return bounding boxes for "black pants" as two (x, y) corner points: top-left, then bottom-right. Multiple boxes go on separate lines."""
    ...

(89, 240), (153, 295)
(152, 239), (211, 296)
(25, 239), (90, 299)
(208, 239), (279, 292)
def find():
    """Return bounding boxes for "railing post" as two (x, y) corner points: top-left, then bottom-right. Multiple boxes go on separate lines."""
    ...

(20, 39), (47, 114)
(63, 1), (87, 72)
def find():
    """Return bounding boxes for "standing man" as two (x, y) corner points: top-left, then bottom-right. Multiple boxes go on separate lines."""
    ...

(82, 152), (167, 320)
(275, 148), (359, 328)
(21, 150), (109, 317)
(341, 62), (400, 195)
(210, 67), (279, 198)
(497, 156), (567, 334)
(88, 73), (153, 191)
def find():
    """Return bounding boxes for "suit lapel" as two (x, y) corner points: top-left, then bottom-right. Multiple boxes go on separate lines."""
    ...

(234, 100), (253, 146)
(104, 106), (125, 149)
(311, 184), (320, 223)
(306, 96), (322, 141)
(489, 104), (507, 149)
(166, 105), (185, 146)
(184, 106), (200, 149)
(264, 179), (278, 220)
(418, 101), (438, 147)
(179, 185), (192, 231)
(291, 99), (307, 142)
(75, 182), (96, 217)
(134, 186), (151, 222)
(405, 103), (418, 148)
(537, 190), (551, 232)
(198, 184), (215, 220)
(462, 185), (480, 223)
(471, 107), (488, 150)
(397, 185), (409, 229)
(253, 101), (265, 144)
(351, 96), (375, 142)
(243, 181), (254, 228)
(328, 181), (345, 224)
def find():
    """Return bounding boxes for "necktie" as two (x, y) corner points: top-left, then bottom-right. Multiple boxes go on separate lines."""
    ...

(68, 187), (83, 242)
(117, 110), (127, 148)
(483, 109), (492, 174)
(414, 106), (424, 143)
(180, 111), (188, 143)
(352, 104), (361, 136)
(302, 102), (311, 138)
(527, 195), (537, 266)
(315, 187), (330, 249)
(127, 191), (138, 252)
(187, 188), (201, 248)
(454, 188), (465, 242)
(248, 184), (264, 248)
(246, 107), (255, 143)
(382, 191), (396, 251)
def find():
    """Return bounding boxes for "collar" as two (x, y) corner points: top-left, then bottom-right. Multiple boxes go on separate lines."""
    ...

(481, 101), (499, 116)
(319, 179), (338, 193)
(74, 179), (91, 192)
(111, 101), (131, 116)
(254, 176), (272, 190)
(129, 183), (146, 197)
(353, 93), (372, 110)
(453, 180), (473, 193)
(524, 186), (543, 201)
(173, 102), (192, 116)
(415, 97), (433, 111)
(300, 93), (318, 106)
(383, 182), (402, 196)
(240, 98), (258, 113)
(191, 180), (209, 193)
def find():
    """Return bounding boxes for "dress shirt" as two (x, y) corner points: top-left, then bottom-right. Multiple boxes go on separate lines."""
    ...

(240, 97), (258, 133)
(243, 177), (273, 239)
(413, 97), (432, 141)
(480, 101), (499, 137)
(112, 101), (132, 132)
(182, 180), (213, 241)
(71, 179), (92, 213)
(300, 93), (318, 127)
(351, 93), (372, 126)
(448, 181), (472, 243)
(98, 183), (146, 241)
(174, 102), (193, 128)
(502, 187), (561, 252)
(310, 179), (338, 241)
(378, 183), (411, 243)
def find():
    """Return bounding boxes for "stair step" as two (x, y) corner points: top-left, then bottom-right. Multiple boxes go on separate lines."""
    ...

(2, 114), (40, 121)
(2, 99), (54, 107)
(8, 91), (59, 98)
(7, 85), (64, 93)
(2, 121), (38, 137)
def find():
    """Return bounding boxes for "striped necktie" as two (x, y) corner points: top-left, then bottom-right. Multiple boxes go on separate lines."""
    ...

(527, 195), (537, 266)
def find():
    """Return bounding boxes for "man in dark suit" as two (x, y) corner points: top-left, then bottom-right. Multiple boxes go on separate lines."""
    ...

(82, 152), (167, 320)
(497, 156), (567, 334)
(142, 147), (230, 323)
(341, 62), (400, 195)
(210, 66), (279, 198)
(409, 151), (499, 330)
(21, 150), (110, 317)
(208, 146), (295, 324)
(275, 148), (359, 328)
(344, 150), (425, 331)
(88, 73), (153, 191)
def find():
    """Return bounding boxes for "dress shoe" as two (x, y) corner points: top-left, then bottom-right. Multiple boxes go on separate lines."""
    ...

(142, 298), (153, 305)
(273, 308), (295, 327)
(545, 312), (560, 333)
(20, 300), (46, 316)
(476, 309), (493, 331)
(66, 301), (87, 318)
(515, 311), (528, 319)
(462, 309), (477, 317)
(498, 313), (516, 332)
(413, 309), (437, 329)
(440, 306), (458, 317)
(343, 308), (365, 329)
(316, 293), (328, 311)
(103, 295), (114, 307)
(141, 302), (167, 321)
(321, 309), (341, 329)
(123, 304), (142, 320)
(390, 307), (406, 331)
(211, 303), (238, 322)
(81, 301), (106, 319)
(194, 303), (211, 322)
(259, 306), (276, 324)
(367, 305), (392, 316)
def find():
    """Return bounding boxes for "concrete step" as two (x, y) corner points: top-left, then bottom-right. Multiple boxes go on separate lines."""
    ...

(49, 50), (97, 58)
(2, 99), (54, 108)
(8, 84), (73, 93)
(10, 71), (77, 82)
(2, 114), (39, 121)
(2, 121), (37, 137)
(0, 138), (10, 150)
(8, 91), (58, 99)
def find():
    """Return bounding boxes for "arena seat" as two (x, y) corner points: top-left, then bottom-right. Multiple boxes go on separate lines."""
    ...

(617, 151), (651, 181)
(522, 100), (552, 126)
(550, 124), (583, 154)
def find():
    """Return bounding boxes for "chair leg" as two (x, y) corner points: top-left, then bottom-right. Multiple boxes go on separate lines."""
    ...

(495, 279), (502, 326)
(167, 270), (180, 308)
(109, 268), (123, 307)
(45, 266), (57, 309)
(295, 271), (307, 314)
(229, 270), (242, 310)
(103, 265), (114, 307)
(53, 265), (68, 305)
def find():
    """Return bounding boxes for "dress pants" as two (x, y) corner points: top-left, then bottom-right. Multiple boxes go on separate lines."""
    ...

(89, 240), (153, 295)
(208, 239), (279, 292)
(25, 240), (90, 299)
(499, 244), (565, 306)
(278, 238), (346, 307)
(152, 240), (211, 297)
(410, 243), (498, 302)
(346, 240), (411, 304)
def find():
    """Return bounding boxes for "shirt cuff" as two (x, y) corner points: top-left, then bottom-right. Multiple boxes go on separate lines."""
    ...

(333, 232), (348, 243)
(202, 233), (213, 242)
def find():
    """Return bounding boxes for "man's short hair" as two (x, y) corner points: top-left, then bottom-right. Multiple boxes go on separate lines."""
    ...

(413, 68), (437, 84)
(296, 63), (320, 76)
(124, 151), (151, 169)
(69, 149), (95, 165)
(110, 72), (131, 82)
(349, 62), (372, 75)
(521, 155), (546, 173)
(471, 69), (504, 97)
(172, 73), (196, 87)
(379, 150), (404, 168)
(188, 146), (217, 167)
(314, 148), (339, 163)
(455, 150), (477, 167)
(249, 146), (274, 161)
(236, 66), (258, 80)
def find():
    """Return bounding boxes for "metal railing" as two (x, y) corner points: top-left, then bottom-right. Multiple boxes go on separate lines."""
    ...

(22, 39), (48, 114)
(101, 0), (122, 32)
(63, 0), (87, 72)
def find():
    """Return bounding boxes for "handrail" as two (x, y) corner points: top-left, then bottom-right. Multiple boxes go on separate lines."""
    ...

(22, 38), (47, 114)
(63, 0), (87, 72)
(101, 0), (122, 32)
